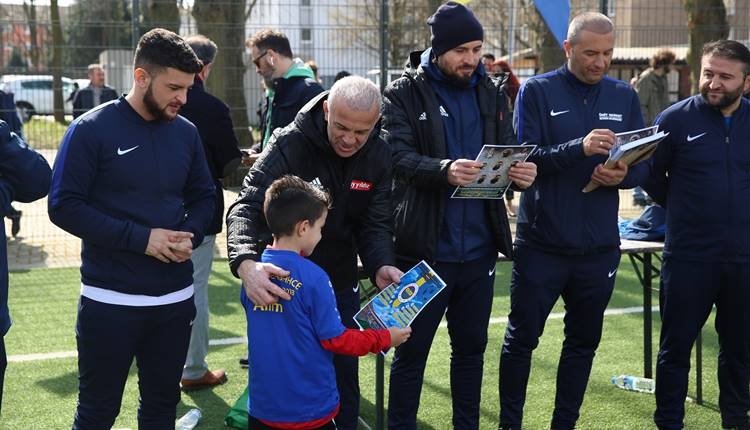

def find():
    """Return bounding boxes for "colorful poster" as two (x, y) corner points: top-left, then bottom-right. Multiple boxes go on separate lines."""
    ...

(354, 260), (447, 331)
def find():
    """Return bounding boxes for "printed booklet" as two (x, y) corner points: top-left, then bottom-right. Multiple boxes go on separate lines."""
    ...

(354, 260), (446, 339)
(451, 144), (536, 199)
(582, 126), (668, 193)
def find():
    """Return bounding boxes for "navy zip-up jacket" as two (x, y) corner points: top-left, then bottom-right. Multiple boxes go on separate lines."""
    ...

(48, 97), (216, 296)
(644, 95), (750, 262)
(0, 120), (50, 334)
(514, 65), (646, 254)
(420, 49), (495, 262)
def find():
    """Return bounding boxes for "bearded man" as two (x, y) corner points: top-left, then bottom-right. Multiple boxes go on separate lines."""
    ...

(48, 28), (215, 429)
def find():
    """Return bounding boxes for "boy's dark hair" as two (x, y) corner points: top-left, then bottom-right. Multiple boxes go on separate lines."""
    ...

(246, 29), (294, 59)
(264, 175), (332, 237)
(185, 34), (218, 65)
(702, 40), (750, 76)
(134, 28), (203, 76)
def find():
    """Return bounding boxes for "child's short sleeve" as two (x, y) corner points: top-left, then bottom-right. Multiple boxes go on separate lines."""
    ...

(305, 268), (346, 341)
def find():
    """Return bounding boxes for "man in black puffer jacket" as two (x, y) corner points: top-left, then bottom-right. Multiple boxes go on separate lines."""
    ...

(226, 76), (400, 430)
(381, 3), (537, 429)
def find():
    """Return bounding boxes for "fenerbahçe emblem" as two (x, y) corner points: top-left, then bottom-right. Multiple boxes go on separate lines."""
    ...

(350, 180), (372, 191)
(392, 283), (419, 307)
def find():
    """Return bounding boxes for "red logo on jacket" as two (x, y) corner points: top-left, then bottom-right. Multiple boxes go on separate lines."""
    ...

(350, 180), (373, 191)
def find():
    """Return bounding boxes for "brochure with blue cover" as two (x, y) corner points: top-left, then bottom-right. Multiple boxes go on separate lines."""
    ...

(354, 260), (446, 331)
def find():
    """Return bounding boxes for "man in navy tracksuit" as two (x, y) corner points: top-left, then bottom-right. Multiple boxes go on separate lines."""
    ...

(498, 12), (647, 430)
(644, 40), (750, 430)
(48, 29), (215, 429)
(382, 3), (536, 429)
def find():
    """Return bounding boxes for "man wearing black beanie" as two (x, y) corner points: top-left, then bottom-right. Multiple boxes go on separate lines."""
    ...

(381, 2), (537, 429)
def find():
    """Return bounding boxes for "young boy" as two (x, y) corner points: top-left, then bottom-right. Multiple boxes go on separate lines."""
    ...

(242, 175), (411, 430)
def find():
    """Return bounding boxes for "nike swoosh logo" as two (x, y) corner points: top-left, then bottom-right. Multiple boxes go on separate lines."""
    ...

(352, 284), (360, 293)
(550, 109), (570, 117)
(117, 145), (139, 155)
(489, 266), (496, 277)
(608, 269), (617, 278)
(686, 132), (707, 142)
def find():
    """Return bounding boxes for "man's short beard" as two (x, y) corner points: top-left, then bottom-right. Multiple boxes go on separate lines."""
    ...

(700, 84), (744, 111)
(435, 58), (473, 88)
(143, 83), (173, 121)
(445, 72), (472, 87)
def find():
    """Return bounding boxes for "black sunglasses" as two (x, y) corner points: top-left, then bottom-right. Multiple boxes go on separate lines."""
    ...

(252, 50), (269, 67)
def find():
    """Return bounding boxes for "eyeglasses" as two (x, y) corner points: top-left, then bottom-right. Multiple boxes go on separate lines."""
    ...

(252, 50), (269, 67)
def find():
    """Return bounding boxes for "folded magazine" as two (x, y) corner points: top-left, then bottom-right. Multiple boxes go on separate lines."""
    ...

(451, 144), (536, 199)
(582, 126), (668, 193)
(354, 260), (446, 332)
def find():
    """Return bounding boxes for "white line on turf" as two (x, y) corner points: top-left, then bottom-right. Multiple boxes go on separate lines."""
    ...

(8, 306), (658, 363)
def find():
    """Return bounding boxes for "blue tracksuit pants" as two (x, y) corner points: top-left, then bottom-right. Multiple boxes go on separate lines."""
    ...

(388, 254), (497, 430)
(654, 258), (750, 430)
(499, 246), (619, 430)
(72, 296), (195, 430)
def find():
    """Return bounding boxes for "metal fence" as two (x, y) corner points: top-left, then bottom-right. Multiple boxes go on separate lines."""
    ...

(0, 0), (744, 270)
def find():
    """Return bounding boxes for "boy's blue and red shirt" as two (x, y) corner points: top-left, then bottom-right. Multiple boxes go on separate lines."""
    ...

(242, 248), (345, 423)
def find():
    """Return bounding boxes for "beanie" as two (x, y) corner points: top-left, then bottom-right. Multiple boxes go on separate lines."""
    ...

(428, 2), (484, 56)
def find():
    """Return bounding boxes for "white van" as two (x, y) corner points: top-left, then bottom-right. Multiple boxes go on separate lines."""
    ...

(0, 75), (76, 122)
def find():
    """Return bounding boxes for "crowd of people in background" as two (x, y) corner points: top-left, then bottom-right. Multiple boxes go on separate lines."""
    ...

(0, 1), (749, 429)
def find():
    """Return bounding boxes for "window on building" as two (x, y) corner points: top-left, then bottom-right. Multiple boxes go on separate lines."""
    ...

(301, 0), (311, 6)
(520, 24), (529, 44)
(301, 28), (312, 43)
(724, 0), (735, 15)
(607, 0), (616, 17)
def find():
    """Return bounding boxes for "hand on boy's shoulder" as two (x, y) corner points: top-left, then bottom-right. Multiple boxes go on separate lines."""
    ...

(238, 259), (292, 305)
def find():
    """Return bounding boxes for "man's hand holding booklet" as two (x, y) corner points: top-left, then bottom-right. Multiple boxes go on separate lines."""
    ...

(582, 125), (668, 192)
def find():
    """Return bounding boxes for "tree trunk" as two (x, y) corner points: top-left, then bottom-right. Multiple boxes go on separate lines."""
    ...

(23, 0), (40, 71)
(683, 0), (728, 93)
(143, 0), (180, 33)
(50, 0), (65, 123)
(192, 0), (252, 147)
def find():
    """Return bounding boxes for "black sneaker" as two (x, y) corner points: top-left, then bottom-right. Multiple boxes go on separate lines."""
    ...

(239, 357), (248, 368)
(8, 209), (21, 238)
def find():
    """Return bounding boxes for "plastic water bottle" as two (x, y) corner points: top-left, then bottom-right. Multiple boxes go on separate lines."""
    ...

(612, 375), (655, 393)
(175, 408), (202, 430)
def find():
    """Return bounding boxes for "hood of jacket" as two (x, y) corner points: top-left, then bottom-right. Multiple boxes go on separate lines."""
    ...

(267, 58), (317, 97)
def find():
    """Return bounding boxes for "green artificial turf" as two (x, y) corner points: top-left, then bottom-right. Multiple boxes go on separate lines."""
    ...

(1, 257), (721, 429)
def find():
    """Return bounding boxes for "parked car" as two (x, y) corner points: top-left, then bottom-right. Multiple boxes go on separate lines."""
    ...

(0, 75), (76, 122)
